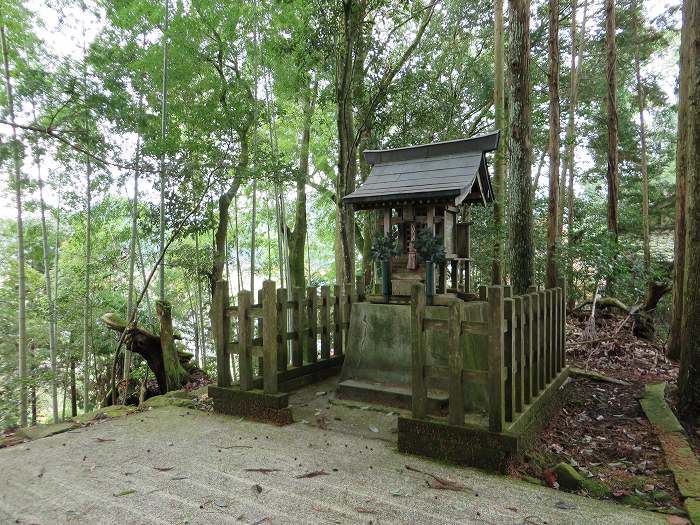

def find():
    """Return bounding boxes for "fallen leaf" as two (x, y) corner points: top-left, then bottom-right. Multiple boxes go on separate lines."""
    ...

(170, 476), (188, 480)
(543, 469), (559, 489)
(295, 470), (329, 479)
(96, 437), (115, 442)
(113, 489), (136, 497)
(214, 500), (228, 508)
(251, 518), (272, 525)
(253, 484), (263, 494)
(554, 501), (576, 510)
(369, 426), (379, 433)
(355, 507), (376, 514)
(245, 468), (280, 474)
(153, 466), (174, 471)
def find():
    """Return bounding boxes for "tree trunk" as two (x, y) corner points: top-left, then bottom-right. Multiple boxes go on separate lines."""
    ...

(195, 231), (205, 367)
(70, 358), (77, 418)
(566, 0), (588, 307)
(250, 180), (257, 291)
(605, 0), (619, 244)
(288, 79), (317, 289)
(508, 0), (534, 295)
(546, 0), (561, 289)
(669, 0), (691, 360)
(634, 0), (651, 274)
(124, 119), (141, 380)
(33, 126), (59, 423)
(159, 0), (170, 301)
(156, 301), (190, 392)
(1, 20), (28, 427)
(678, 0), (700, 420)
(493, 0), (506, 285)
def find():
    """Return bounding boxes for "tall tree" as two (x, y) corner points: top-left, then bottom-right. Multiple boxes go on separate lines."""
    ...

(633, 0), (650, 274)
(545, 0), (561, 288)
(33, 132), (59, 422)
(81, 16), (92, 413)
(508, 0), (533, 295)
(492, 0), (506, 285)
(677, 0), (699, 418)
(605, 0), (619, 245)
(159, 0), (170, 301)
(1, 16), (28, 427)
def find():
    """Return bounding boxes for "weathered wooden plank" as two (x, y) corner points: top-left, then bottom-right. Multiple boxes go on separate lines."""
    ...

(488, 286), (505, 433)
(292, 287), (305, 367)
(256, 289), (264, 376)
(503, 297), (516, 422)
(558, 278), (568, 370)
(514, 296), (525, 413)
(448, 299), (464, 426)
(546, 288), (555, 381)
(538, 289), (548, 385)
(320, 286), (330, 359)
(276, 288), (288, 372)
(460, 320), (489, 336)
(411, 283), (428, 419)
(462, 368), (489, 384)
(333, 285), (342, 356)
(523, 294), (533, 404)
(306, 287), (318, 363)
(238, 290), (253, 390)
(262, 280), (278, 394)
(423, 318), (448, 331)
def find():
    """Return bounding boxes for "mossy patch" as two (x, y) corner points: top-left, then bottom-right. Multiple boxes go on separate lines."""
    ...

(553, 462), (584, 491)
(16, 421), (78, 440)
(580, 478), (611, 498)
(73, 405), (138, 424)
(142, 395), (195, 409)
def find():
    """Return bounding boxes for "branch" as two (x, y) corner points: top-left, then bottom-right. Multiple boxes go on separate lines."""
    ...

(0, 119), (156, 173)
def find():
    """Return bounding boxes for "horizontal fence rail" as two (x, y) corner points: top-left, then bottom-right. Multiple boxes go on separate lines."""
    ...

(411, 279), (567, 433)
(212, 279), (355, 394)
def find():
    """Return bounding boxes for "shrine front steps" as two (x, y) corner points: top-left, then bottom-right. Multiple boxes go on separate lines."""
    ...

(336, 378), (448, 414)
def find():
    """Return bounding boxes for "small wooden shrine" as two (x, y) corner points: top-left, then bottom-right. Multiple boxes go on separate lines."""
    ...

(343, 131), (499, 299)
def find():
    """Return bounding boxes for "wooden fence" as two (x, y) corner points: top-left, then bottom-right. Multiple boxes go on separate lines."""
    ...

(211, 279), (354, 393)
(411, 279), (567, 433)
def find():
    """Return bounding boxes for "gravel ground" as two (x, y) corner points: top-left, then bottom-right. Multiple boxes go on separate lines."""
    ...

(0, 405), (667, 525)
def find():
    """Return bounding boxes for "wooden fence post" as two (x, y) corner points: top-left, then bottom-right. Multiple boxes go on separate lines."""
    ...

(238, 290), (253, 390)
(276, 288), (288, 372)
(528, 289), (541, 394)
(538, 289), (548, 385)
(333, 285), (342, 356)
(257, 288), (264, 375)
(558, 277), (567, 369)
(488, 285), (505, 432)
(479, 285), (488, 301)
(514, 296), (525, 413)
(447, 299), (464, 426)
(213, 279), (233, 387)
(262, 280), (278, 394)
(292, 287), (305, 367)
(503, 294), (515, 422)
(306, 286), (318, 363)
(320, 286), (331, 359)
(343, 283), (353, 354)
(546, 288), (555, 381)
(411, 283), (427, 419)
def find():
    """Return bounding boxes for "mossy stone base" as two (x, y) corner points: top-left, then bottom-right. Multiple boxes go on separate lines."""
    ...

(553, 462), (584, 490)
(16, 421), (79, 440)
(397, 417), (520, 472)
(142, 395), (195, 409)
(73, 405), (138, 423)
(209, 385), (292, 425)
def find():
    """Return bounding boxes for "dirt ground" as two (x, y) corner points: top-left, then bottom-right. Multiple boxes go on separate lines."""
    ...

(512, 309), (690, 520)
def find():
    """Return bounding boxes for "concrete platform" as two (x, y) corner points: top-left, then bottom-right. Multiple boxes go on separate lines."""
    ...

(0, 402), (666, 524)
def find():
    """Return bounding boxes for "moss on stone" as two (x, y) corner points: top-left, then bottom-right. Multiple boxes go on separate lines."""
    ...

(553, 462), (584, 491)
(580, 478), (611, 498)
(650, 490), (671, 503)
(522, 475), (544, 486)
(16, 421), (78, 440)
(72, 405), (137, 424)
(142, 395), (195, 408)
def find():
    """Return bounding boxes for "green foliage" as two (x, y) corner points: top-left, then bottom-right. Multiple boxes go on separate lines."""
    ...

(370, 231), (400, 262)
(414, 228), (446, 264)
